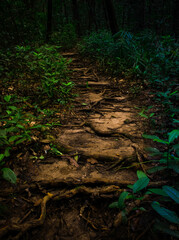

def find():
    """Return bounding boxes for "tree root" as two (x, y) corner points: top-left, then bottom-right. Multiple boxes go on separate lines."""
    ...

(0, 186), (120, 239)
(0, 179), (167, 239)
(0, 193), (53, 240)
(0, 177), (167, 197)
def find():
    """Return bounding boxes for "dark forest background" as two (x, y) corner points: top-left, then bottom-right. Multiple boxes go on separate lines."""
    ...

(0, 0), (178, 47)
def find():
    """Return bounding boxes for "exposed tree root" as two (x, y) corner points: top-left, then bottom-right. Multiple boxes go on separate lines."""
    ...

(0, 193), (53, 240)
(0, 186), (121, 239)
(0, 181), (166, 239)
(0, 178), (167, 197)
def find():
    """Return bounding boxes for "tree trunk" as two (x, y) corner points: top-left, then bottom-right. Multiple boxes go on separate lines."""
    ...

(173, 0), (179, 38)
(104, 0), (118, 35)
(46, 0), (52, 42)
(87, 0), (97, 31)
(72, 0), (80, 35)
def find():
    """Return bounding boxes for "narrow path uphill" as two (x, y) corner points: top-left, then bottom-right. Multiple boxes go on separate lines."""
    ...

(1, 51), (164, 240)
(33, 51), (147, 184)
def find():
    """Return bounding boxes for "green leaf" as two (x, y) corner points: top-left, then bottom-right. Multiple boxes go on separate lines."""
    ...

(0, 154), (4, 161)
(142, 134), (168, 144)
(145, 147), (162, 156)
(168, 130), (179, 144)
(148, 188), (168, 197)
(149, 113), (154, 118)
(4, 95), (11, 102)
(15, 137), (28, 145)
(9, 135), (21, 143)
(1, 168), (17, 184)
(162, 186), (179, 204)
(133, 177), (150, 193)
(142, 134), (160, 140)
(109, 201), (119, 208)
(118, 191), (129, 210)
(8, 106), (17, 111)
(151, 201), (179, 224)
(153, 139), (169, 144)
(137, 170), (147, 179)
(4, 147), (11, 157)
(147, 166), (167, 173)
(173, 144), (179, 157)
(16, 124), (25, 129)
(139, 112), (148, 118)
(168, 156), (179, 174)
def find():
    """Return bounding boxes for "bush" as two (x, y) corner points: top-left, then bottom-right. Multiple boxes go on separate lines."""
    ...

(79, 30), (179, 88)
(0, 44), (74, 103)
(51, 23), (77, 49)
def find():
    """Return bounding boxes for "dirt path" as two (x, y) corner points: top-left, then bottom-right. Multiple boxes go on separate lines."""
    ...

(33, 52), (147, 184)
(1, 52), (161, 240)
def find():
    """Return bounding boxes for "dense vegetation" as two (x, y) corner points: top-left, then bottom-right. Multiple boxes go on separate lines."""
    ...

(0, 0), (178, 239)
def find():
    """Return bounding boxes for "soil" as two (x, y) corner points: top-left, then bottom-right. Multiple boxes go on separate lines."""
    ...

(0, 51), (169, 240)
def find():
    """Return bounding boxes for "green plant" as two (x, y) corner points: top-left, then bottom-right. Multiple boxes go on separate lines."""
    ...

(109, 170), (179, 237)
(0, 95), (48, 183)
(143, 129), (179, 174)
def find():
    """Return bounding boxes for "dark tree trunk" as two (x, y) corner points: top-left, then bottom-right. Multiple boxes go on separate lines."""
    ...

(104, 0), (118, 34)
(138, 0), (145, 31)
(87, 0), (97, 31)
(173, 0), (179, 38)
(72, 0), (80, 35)
(46, 0), (52, 42)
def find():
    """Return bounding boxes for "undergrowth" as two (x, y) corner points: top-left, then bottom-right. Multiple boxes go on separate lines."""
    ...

(79, 30), (179, 238)
(0, 44), (74, 183)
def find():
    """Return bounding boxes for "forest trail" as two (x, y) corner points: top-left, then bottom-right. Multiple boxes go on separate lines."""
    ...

(33, 51), (147, 185)
(1, 52), (160, 240)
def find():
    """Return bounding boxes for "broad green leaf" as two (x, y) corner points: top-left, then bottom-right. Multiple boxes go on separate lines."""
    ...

(0, 154), (4, 161)
(9, 135), (21, 143)
(118, 191), (129, 210)
(133, 177), (150, 193)
(137, 170), (147, 179)
(151, 201), (179, 224)
(6, 127), (17, 132)
(142, 134), (160, 140)
(0, 129), (7, 137)
(173, 144), (179, 157)
(153, 139), (169, 144)
(127, 184), (133, 189)
(4, 95), (11, 102)
(4, 147), (11, 157)
(142, 134), (168, 144)
(168, 156), (179, 174)
(8, 106), (17, 111)
(168, 130), (179, 144)
(149, 113), (154, 118)
(148, 188), (168, 197)
(109, 201), (119, 208)
(74, 155), (78, 161)
(16, 124), (25, 129)
(145, 147), (162, 156)
(15, 137), (28, 145)
(139, 112), (148, 118)
(154, 221), (179, 238)
(162, 186), (179, 204)
(1, 168), (17, 184)
(147, 166), (167, 173)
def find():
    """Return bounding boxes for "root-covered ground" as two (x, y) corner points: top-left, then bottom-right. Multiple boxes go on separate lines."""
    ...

(0, 51), (170, 240)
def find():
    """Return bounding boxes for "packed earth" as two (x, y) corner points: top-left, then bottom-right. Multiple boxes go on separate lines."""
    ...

(1, 50), (176, 240)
